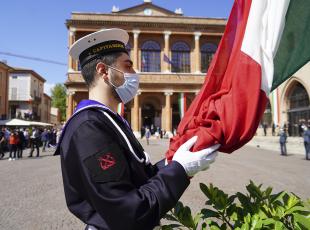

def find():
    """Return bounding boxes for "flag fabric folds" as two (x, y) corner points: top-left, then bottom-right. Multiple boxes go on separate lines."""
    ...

(166, 0), (310, 161)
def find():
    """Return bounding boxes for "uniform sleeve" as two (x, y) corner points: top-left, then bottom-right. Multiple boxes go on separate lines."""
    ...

(67, 120), (189, 230)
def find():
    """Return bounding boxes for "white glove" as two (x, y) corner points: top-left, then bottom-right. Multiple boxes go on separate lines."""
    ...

(172, 136), (220, 177)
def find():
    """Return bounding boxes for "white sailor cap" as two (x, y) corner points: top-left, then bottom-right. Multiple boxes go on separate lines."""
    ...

(69, 28), (129, 67)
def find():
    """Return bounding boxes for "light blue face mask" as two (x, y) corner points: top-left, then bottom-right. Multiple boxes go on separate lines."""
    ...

(106, 65), (140, 104)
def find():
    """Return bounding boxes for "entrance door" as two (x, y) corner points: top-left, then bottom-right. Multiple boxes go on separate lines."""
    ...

(142, 103), (155, 131)
(287, 82), (310, 136)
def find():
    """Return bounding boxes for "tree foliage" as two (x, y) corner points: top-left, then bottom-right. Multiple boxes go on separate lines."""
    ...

(51, 83), (66, 121)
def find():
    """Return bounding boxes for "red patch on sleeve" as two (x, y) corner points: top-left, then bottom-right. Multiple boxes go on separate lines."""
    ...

(98, 153), (116, 170)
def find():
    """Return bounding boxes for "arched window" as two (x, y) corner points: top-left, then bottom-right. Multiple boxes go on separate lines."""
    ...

(171, 42), (191, 73)
(288, 82), (310, 136)
(289, 83), (309, 109)
(201, 43), (217, 73)
(141, 41), (161, 72)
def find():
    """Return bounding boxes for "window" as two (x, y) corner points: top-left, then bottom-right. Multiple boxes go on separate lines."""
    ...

(141, 41), (161, 72)
(289, 83), (310, 109)
(201, 43), (217, 73)
(171, 42), (191, 73)
(11, 87), (17, 100)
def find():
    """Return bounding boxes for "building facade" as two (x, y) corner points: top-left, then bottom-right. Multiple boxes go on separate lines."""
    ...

(50, 107), (61, 125)
(41, 93), (52, 123)
(0, 61), (12, 120)
(65, 0), (310, 137)
(9, 68), (46, 121)
(66, 0), (226, 137)
(261, 62), (310, 137)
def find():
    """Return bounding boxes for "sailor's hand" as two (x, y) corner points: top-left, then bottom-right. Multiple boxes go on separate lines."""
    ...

(172, 136), (220, 177)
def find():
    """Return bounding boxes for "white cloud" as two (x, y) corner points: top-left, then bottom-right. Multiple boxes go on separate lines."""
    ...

(44, 82), (55, 96)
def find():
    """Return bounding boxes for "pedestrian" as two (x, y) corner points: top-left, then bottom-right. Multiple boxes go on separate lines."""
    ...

(8, 132), (18, 161)
(0, 128), (5, 159)
(303, 126), (310, 160)
(17, 128), (25, 158)
(41, 128), (48, 152)
(56, 28), (220, 230)
(145, 127), (151, 145)
(29, 128), (40, 157)
(263, 123), (267, 136)
(23, 128), (29, 148)
(272, 123), (275, 136)
(279, 128), (287, 156)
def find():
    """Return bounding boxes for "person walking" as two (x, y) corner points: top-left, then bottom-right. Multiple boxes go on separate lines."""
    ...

(303, 126), (310, 160)
(0, 128), (5, 159)
(41, 128), (48, 152)
(17, 129), (25, 158)
(8, 131), (18, 161)
(145, 127), (151, 145)
(56, 28), (220, 230)
(29, 128), (40, 157)
(279, 128), (287, 156)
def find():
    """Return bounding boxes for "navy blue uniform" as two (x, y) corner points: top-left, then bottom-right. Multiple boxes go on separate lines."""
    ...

(57, 106), (189, 230)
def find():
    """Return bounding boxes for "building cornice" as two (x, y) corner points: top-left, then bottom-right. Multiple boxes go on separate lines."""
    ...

(66, 13), (226, 30)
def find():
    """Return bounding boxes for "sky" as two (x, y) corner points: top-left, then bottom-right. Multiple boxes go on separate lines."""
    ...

(0, 0), (234, 95)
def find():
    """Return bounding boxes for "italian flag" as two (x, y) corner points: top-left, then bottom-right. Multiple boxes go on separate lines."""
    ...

(178, 93), (187, 119)
(166, 0), (310, 160)
(117, 103), (124, 117)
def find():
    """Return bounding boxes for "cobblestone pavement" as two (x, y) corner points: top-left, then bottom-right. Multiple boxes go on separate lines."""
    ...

(0, 139), (309, 230)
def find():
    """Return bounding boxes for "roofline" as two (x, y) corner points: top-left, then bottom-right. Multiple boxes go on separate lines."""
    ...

(0, 61), (13, 70)
(43, 93), (52, 100)
(116, 2), (176, 15)
(69, 12), (227, 21)
(66, 14), (227, 30)
(9, 69), (46, 83)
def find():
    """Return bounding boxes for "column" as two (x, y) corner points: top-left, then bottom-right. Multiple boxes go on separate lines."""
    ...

(133, 30), (140, 71)
(163, 31), (171, 73)
(68, 27), (76, 72)
(66, 91), (75, 120)
(194, 32), (202, 73)
(131, 92), (141, 138)
(164, 91), (173, 137)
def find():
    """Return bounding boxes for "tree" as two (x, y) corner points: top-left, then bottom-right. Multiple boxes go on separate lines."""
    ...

(51, 83), (66, 121)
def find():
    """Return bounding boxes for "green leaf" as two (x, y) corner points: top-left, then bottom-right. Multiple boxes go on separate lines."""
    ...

(274, 221), (284, 230)
(246, 181), (263, 200)
(285, 206), (308, 215)
(201, 209), (220, 219)
(160, 224), (182, 230)
(193, 213), (203, 228)
(178, 206), (195, 228)
(293, 213), (310, 229)
(163, 213), (179, 222)
(236, 192), (252, 213)
(270, 191), (285, 204)
(200, 183), (212, 200)
(201, 222), (208, 230)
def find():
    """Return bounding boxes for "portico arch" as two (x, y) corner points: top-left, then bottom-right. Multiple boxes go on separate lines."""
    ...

(282, 79), (310, 136)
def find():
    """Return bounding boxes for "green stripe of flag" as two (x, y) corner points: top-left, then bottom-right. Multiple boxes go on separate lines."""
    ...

(272, 0), (310, 91)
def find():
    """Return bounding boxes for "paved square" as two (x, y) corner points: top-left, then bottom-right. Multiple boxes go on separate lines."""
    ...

(0, 139), (309, 229)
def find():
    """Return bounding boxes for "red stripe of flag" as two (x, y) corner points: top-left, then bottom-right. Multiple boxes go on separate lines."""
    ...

(166, 0), (268, 161)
